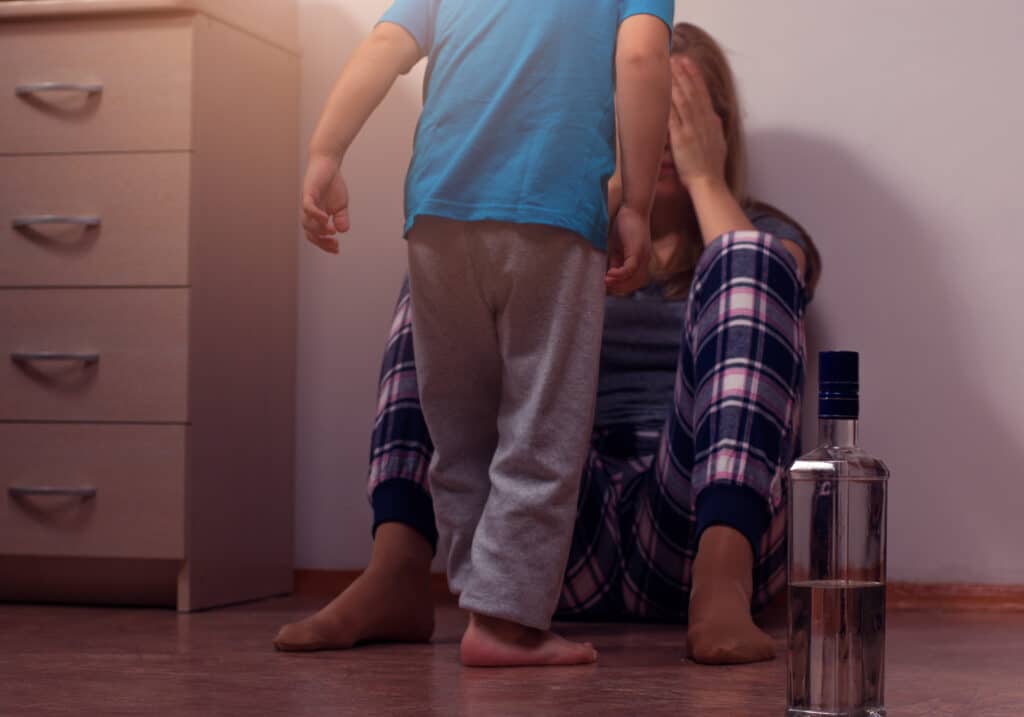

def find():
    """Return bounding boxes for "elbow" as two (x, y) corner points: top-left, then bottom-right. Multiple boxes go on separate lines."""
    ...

(617, 49), (671, 95)
(617, 45), (670, 77)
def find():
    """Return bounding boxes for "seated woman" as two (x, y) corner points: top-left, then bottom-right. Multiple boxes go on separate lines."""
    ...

(276, 21), (822, 665)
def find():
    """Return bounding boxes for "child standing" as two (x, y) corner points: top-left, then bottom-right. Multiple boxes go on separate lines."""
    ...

(299, 1), (672, 667)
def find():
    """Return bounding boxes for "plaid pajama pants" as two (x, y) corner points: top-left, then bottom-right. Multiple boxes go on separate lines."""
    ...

(368, 231), (807, 621)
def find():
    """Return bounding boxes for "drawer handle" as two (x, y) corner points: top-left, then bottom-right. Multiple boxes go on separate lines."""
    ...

(9, 486), (97, 499)
(11, 352), (100, 366)
(15, 82), (104, 96)
(13, 215), (102, 229)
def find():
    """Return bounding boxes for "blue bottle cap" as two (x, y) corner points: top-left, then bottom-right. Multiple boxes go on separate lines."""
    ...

(819, 351), (859, 419)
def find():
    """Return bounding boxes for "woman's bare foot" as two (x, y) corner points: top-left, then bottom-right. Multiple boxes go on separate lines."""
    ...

(686, 525), (777, 665)
(459, 612), (598, 667)
(274, 523), (435, 652)
(687, 581), (776, 664)
(273, 567), (434, 651)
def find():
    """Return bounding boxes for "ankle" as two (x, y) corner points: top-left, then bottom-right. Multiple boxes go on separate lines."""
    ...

(470, 613), (535, 641)
(695, 525), (754, 564)
(367, 522), (434, 577)
(363, 559), (432, 585)
(691, 526), (760, 609)
(694, 526), (754, 577)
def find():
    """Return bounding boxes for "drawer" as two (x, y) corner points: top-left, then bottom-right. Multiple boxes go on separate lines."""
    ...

(0, 15), (193, 154)
(0, 288), (189, 422)
(0, 423), (185, 560)
(0, 153), (190, 287)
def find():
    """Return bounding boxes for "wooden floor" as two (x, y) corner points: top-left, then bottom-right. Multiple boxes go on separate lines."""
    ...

(2, 596), (1022, 716)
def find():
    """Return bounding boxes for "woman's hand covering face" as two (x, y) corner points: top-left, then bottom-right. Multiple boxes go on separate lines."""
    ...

(667, 57), (728, 189)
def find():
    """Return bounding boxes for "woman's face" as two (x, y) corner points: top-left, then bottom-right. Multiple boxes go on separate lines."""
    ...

(655, 133), (687, 204)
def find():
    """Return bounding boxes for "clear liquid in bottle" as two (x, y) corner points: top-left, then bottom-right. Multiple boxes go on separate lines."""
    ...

(788, 580), (886, 716)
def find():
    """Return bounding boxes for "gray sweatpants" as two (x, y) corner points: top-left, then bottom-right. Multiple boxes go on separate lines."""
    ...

(407, 216), (606, 630)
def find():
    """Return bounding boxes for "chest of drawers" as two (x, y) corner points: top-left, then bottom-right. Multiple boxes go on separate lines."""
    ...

(0, 0), (299, 611)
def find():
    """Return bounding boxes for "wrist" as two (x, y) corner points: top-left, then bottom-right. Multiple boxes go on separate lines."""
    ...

(620, 197), (653, 218)
(684, 173), (729, 196)
(307, 142), (345, 166)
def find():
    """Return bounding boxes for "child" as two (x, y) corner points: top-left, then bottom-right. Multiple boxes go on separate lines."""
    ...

(299, 0), (672, 667)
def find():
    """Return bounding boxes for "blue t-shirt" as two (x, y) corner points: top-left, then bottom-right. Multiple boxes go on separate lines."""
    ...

(380, 0), (675, 251)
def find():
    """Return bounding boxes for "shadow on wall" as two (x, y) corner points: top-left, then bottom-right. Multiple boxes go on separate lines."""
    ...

(750, 128), (1024, 584)
(295, 1), (425, 571)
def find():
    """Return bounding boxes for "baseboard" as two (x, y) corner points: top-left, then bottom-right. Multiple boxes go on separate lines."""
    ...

(888, 583), (1024, 612)
(293, 570), (1024, 612)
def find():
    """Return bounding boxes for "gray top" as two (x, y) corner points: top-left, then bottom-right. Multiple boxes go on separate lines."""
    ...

(594, 213), (807, 430)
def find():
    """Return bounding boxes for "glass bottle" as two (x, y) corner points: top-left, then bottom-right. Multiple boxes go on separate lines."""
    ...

(787, 351), (889, 717)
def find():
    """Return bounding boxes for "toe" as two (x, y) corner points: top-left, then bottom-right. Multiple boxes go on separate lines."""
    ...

(273, 623), (298, 646)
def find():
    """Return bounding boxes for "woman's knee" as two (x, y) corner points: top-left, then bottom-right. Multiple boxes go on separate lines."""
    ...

(691, 231), (806, 316)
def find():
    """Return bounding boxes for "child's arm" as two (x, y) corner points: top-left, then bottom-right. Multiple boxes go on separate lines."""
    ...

(605, 15), (671, 293)
(302, 22), (423, 254)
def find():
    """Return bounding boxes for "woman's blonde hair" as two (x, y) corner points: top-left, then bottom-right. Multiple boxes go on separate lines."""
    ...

(655, 22), (821, 298)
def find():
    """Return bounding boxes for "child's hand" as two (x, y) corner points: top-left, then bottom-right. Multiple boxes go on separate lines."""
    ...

(301, 154), (350, 254)
(605, 205), (651, 296)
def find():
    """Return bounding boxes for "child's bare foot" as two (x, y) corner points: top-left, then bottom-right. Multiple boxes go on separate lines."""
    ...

(686, 525), (776, 665)
(459, 612), (598, 667)
(274, 523), (435, 652)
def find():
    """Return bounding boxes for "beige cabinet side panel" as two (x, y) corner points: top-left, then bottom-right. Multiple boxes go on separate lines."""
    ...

(180, 16), (298, 611)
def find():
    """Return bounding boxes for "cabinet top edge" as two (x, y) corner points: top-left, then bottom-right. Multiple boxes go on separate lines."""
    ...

(0, 0), (300, 55)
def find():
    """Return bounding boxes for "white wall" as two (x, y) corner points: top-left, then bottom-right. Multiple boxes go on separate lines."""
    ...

(295, 0), (422, 570)
(296, 0), (1024, 584)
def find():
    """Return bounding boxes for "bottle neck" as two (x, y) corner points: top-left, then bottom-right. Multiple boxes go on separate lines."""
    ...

(819, 418), (859, 448)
